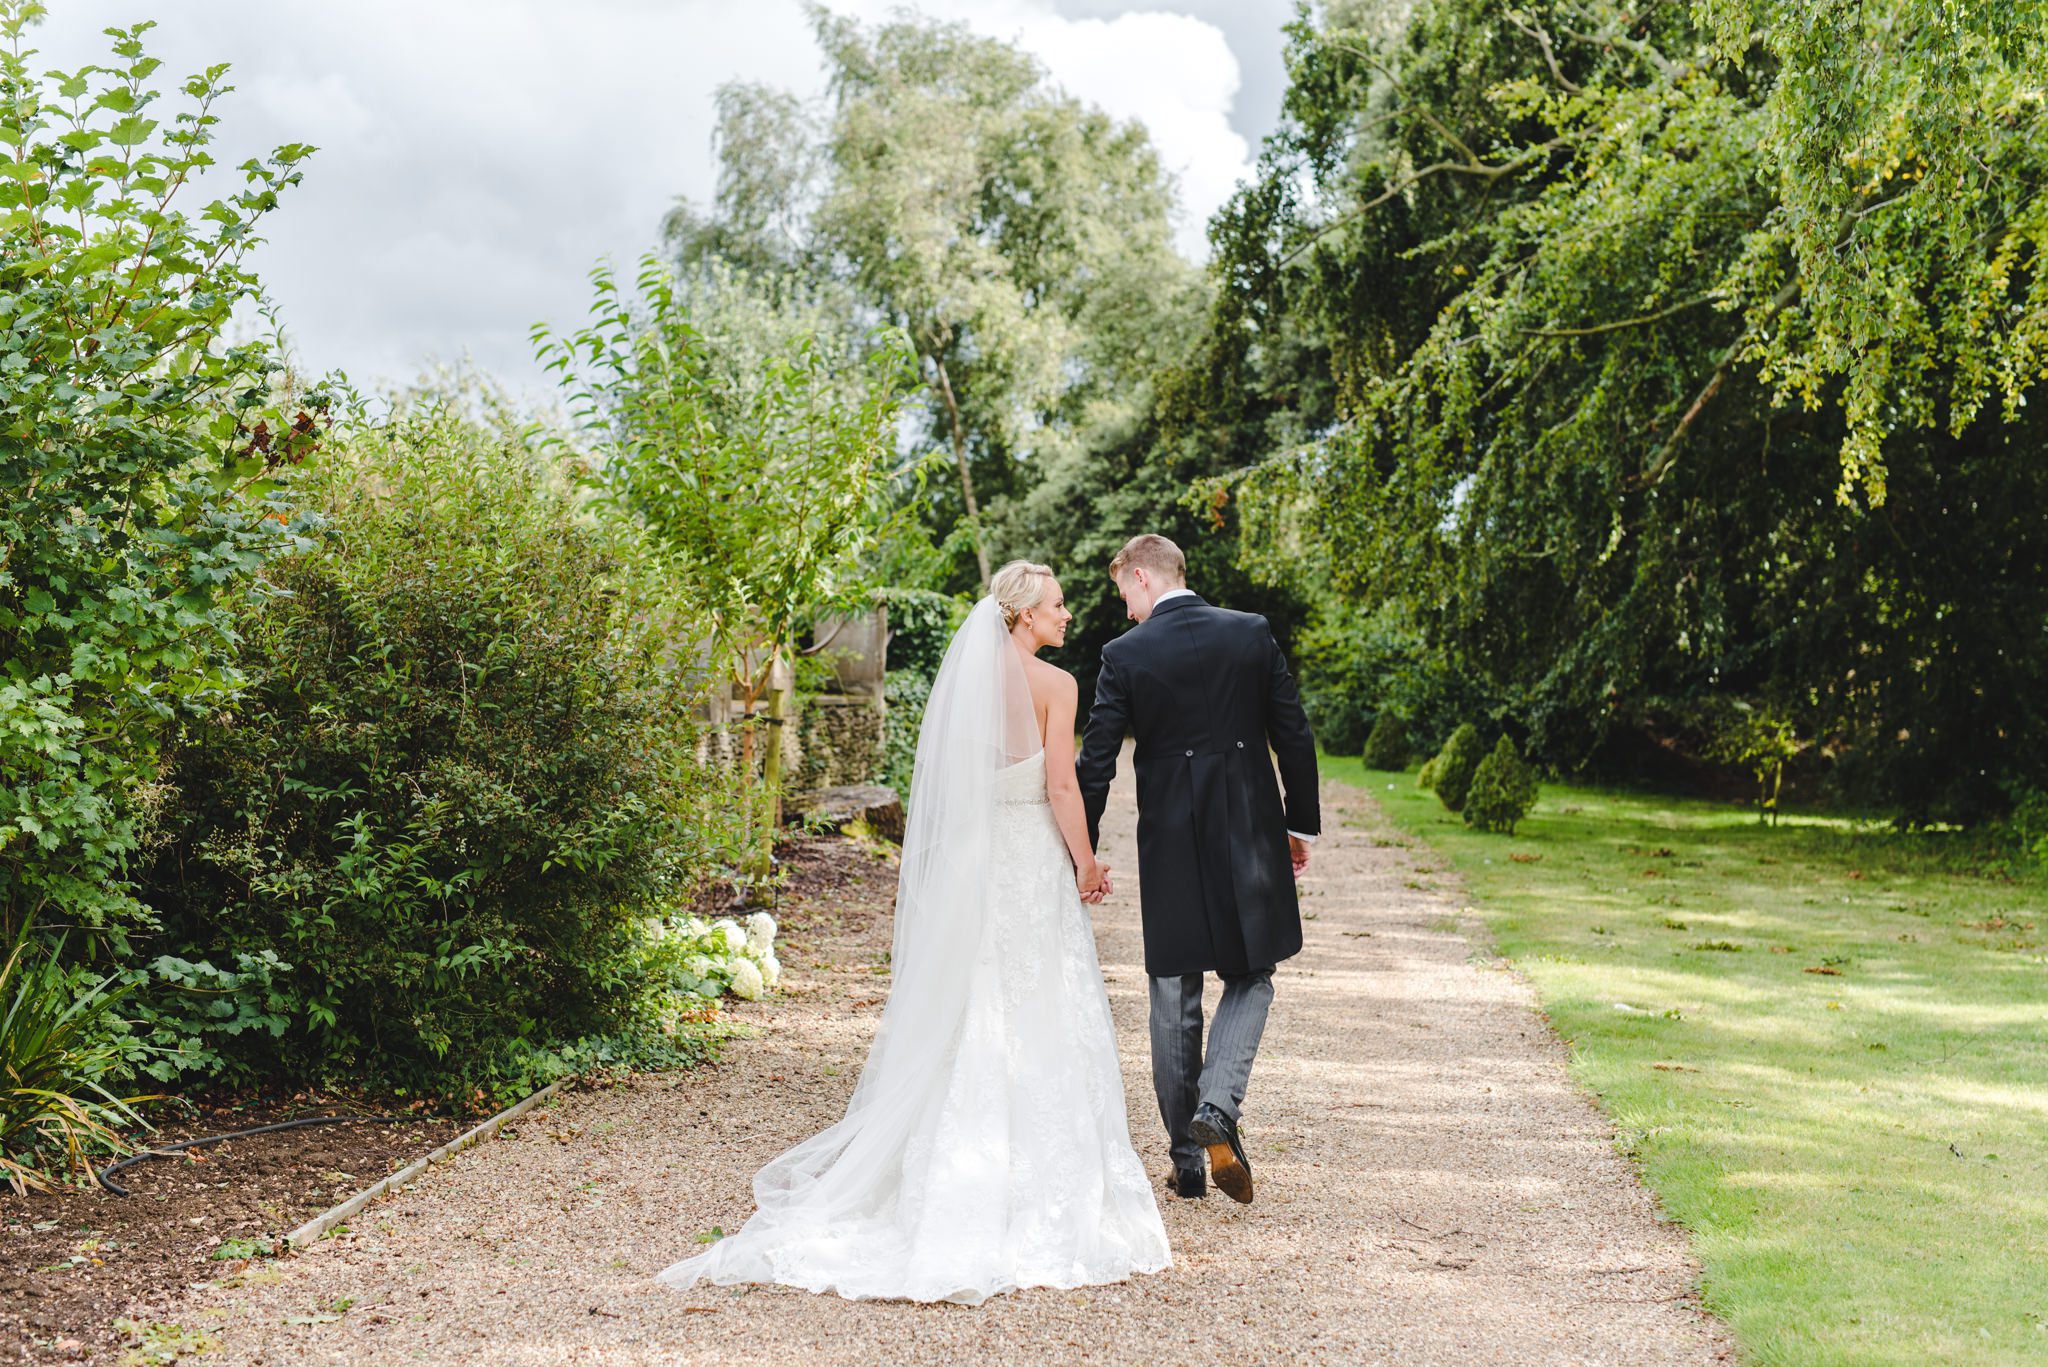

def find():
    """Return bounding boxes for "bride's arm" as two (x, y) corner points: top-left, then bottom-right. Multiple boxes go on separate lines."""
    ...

(1043, 672), (1109, 898)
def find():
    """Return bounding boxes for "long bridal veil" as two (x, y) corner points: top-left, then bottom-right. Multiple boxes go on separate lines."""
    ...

(656, 597), (1047, 1301)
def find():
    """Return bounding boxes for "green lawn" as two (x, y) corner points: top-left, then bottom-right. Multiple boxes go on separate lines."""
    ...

(1326, 757), (2048, 1365)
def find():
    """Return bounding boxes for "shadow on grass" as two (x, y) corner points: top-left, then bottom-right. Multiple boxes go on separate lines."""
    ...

(1329, 755), (2048, 1366)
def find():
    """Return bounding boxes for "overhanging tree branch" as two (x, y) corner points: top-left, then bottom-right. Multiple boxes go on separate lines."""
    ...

(1641, 277), (1800, 487)
(1555, 21), (1681, 83)
(1516, 292), (1721, 336)
(1280, 137), (1572, 266)
(1505, 12), (1583, 94)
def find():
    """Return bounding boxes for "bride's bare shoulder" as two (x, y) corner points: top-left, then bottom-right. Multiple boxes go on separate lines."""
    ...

(1022, 655), (1077, 700)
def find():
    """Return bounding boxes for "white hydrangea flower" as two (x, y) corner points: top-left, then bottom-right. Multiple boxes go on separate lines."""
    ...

(760, 953), (782, 989)
(745, 911), (777, 956)
(729, 957), (766, 1001)
(682, 954), (714, 979)
(711, 918), (747, 956)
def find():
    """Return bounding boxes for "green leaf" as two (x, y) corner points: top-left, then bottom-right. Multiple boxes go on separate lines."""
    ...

(105, 115), (158, 149)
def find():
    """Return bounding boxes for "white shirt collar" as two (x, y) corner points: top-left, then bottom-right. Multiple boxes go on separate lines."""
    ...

(1152, 587), (1197, 607)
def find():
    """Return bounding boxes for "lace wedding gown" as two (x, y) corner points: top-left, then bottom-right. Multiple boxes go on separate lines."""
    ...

(656, 601), (1169, 1306)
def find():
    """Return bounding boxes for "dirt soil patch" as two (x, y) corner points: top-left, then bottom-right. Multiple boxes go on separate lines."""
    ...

(2, 1097), (461, 1365)
(3, 830), (874, 1367)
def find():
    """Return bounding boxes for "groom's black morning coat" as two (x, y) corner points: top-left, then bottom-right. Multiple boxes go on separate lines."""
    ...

(1077, 594), (1319, 978)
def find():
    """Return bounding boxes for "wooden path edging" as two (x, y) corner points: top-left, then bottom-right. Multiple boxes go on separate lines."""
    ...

(283, 1080), (566, 1250)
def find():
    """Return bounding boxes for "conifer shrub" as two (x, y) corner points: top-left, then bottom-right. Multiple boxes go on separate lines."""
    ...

(1361, 714), (1411, 770)
(1463, 735), (1540, 834)
(1431, 723), (1488, 813)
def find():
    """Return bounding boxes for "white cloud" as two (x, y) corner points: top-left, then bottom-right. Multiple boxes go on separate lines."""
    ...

(836, 1), (1251, 258)
(1048, 13), (1249, 258)
(31, 2), (1255, 394)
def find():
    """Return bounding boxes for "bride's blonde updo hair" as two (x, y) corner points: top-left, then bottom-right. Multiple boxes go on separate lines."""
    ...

(991, 560), (1056, 631)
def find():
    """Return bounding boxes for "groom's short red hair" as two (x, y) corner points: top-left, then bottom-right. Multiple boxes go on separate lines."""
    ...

(1109, 534), (1185, 584)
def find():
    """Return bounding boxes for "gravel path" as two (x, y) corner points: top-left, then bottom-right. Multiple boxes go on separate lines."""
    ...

(187, 770), (1732, 1365)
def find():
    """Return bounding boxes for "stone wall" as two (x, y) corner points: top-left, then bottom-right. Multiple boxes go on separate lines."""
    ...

(692, 606), (891, 792)
(793, 692), (887, 791)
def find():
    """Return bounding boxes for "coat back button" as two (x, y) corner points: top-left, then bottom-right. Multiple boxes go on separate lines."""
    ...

(1184, 749), (1194, 757)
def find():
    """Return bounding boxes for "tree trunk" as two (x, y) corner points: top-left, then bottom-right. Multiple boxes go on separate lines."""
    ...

(931, 355), (991, 589)
(733, 649), (792, 884)
(761, 656), (788, 829)
(736, 680), (759, 863)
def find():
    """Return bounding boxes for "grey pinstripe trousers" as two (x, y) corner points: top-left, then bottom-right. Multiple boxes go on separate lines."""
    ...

(1147, 970), (1274, 1169)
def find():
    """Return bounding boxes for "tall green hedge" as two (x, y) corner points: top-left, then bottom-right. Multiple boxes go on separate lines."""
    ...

(877, 669), (932, 802)
(134, 411), (740, 1100)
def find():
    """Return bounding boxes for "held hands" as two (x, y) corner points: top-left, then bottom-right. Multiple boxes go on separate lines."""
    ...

(1077, 857), (1114, 905)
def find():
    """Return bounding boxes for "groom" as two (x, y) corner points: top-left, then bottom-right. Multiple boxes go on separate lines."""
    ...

(1076, 534), (1319, 1205)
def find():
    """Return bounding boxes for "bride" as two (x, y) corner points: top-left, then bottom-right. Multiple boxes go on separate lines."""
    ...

(656, 561), (1171, 1305)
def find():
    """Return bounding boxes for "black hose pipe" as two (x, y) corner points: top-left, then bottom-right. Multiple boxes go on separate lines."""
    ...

(96, 1114), (425, 1197)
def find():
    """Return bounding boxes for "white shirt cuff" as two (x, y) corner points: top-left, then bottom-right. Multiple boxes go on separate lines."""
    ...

(1288, 830), (1317, 844)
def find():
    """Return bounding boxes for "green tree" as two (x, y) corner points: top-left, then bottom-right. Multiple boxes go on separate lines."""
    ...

(537, 255), (917, 868)
(0, 6), (313, 951)
(1703, 700), (1800, 826)
(672, 9), (1201, 591)
(1698, 0), (2048, 500)
(1199, 0), (2048, 820)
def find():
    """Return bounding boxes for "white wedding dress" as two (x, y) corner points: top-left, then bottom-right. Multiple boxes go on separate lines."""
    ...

(656, 598), (1169, 1305)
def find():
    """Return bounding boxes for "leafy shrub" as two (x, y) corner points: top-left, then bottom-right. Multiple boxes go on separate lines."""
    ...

(107, 951), (294, 1086)
(2007, 786), (2048, 870)
(1702, 699), (1801, 825)
(1294, 603), (1483, 762)
(2, 925), (153, 1191)
(0, 16), (313, 952)
(1463, 736), (1540, 835)
(640, 910), (781, 1007)
(540, 256), (916, 874)
(499, 910), (785, 1091)
(1361, 714), (1411, 771)
(1418, 755), (1440, 790)
(1311, 697), (1369, 757)
(135, 410), (743, 1102)
(877, 669), (932, 801)
(1432, 724), (1488, 814)
(878, 589), (965, 677)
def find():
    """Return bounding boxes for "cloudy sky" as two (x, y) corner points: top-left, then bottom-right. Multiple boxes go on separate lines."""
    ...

(33, 1), (1299, 395)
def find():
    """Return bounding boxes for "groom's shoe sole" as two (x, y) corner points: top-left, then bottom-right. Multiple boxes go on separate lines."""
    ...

(1189, 1112), (1253, 1204)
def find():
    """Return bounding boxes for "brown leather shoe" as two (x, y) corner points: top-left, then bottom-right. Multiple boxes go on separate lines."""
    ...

(1188, 1103), (1252, 1204)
